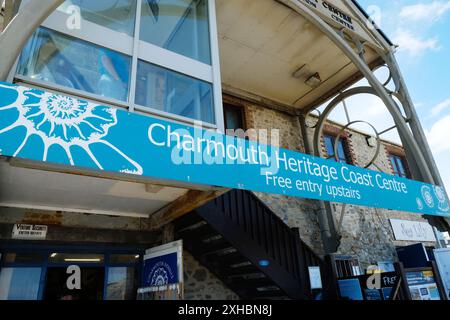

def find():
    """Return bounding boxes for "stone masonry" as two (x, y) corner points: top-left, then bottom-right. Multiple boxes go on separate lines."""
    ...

(232, 93), (436, 270)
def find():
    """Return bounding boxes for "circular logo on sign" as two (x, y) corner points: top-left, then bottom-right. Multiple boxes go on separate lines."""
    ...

(150, 267), (169, 286)
(421, 186), (434, 208)
(416, 198), (424, 210)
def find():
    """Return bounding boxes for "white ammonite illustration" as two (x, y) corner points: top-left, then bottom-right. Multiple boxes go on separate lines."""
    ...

(150, 267), (169, 286)
(421, 186), (434, 208)
(434, 186), (450, 212)
(0, 83), (142, 175)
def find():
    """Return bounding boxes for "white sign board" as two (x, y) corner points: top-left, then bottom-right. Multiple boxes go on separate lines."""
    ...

(434, 248), (450, 300)
(11, 224), (47, 240)
(308, 266), (323, 289)
(389, 219), (436, 242)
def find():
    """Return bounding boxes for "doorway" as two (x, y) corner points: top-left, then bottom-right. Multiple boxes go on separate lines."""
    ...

(44, 267), (105, 300)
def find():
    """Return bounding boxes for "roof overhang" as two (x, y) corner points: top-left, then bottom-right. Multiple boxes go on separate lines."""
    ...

(217, 0), (391, 111)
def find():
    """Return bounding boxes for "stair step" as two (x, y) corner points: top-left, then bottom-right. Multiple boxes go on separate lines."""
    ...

(173, 213), (204, 232)
(201, 246), (237, 258)
(195, 238), (229, 256)
(218, 265), (261, 277)
(229, 278), (276, 290)
(207, 252), (248, 267)
(178, 224), (218, 242)
(176, 220), (208, 234)
(227, 272), (267, 281)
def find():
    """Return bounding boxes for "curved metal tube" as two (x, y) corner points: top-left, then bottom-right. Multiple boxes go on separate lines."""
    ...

(280, 0), (435, 184)
(0, 0), (65, 80)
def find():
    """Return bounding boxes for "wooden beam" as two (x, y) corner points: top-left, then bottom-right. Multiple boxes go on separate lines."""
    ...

(149, 189), (229, 229)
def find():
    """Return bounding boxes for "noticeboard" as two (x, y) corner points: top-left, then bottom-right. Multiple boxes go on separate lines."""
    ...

(406, 270), (441, 300)
(338, 272), (398, 301)
(432, 248), (450, 300)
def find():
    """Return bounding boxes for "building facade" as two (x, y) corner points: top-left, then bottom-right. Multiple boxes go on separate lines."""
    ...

(0, 0), (449, 300)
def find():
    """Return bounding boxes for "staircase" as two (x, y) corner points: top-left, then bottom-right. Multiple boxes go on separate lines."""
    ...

(174, 189), (323, 300)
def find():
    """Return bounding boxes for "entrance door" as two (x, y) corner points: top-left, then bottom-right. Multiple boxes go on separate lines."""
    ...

(44, 267), (105, 300)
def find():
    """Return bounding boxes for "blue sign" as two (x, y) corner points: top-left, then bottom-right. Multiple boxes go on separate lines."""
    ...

(0, 82), (449, 217)
(143, 252), (179, 287)
(338, 279), (364, 300)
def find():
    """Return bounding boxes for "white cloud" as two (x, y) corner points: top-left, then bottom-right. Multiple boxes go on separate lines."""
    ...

(426, 115), (450, 153)
(399, 1), (450, 22)
(393, 29), (440, 56)
(430, 98), (450, 117)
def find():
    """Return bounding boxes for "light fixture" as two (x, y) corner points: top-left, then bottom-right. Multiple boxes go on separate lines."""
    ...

(64, 258), (102, 262)
(258, 260), (270, 267)
(50, 253), (57, 258)
(135, 255), (140, 259)
(366, 136), (377, 148)
(293, 64), (311, 79)
(305, 73), (322, 88)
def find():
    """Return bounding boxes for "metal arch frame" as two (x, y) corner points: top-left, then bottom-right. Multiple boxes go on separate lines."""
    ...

(279, 0), (435, 185)
(0, 0), (441, 188)
(279, 0), (449, 252)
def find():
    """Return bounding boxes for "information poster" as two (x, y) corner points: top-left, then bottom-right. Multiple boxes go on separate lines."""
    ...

(406, 271), (441, 300)
(338, 272), (398, 301)
(434, 248), (450, 299)
(138, 240), (183, 300)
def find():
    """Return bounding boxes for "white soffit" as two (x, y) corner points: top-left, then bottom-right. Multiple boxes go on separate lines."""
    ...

(0, 159), (188, 218)
(216, 0), (381, 110)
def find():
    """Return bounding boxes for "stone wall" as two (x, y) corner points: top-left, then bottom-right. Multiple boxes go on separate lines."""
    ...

(183, 251), (239, 300)
(231, 94), (437, 270)
(243, 100), (324, 253)
(308, 121), (433, 268)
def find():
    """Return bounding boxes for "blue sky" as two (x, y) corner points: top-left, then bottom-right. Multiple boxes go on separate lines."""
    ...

(326, 1), (450, 194)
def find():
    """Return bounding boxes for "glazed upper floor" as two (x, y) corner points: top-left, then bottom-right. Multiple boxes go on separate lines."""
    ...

(6, 0), (391, 132)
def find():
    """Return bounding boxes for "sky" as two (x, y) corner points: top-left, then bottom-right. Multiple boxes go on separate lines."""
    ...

(322, 0), (450, 195)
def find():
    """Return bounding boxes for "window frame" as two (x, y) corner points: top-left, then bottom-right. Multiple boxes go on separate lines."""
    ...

(13, 0), (224, 131)
(389, 153), (410, 179)
(323, 134), (352, 164)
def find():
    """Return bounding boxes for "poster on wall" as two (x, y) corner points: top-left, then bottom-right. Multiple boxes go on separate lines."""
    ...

(389, 219), (436, 242)
(338, 272), (398, 301)
(434, 248), (450, 299)
(137, 240), (183, 300)
(406, 271), (441, 300)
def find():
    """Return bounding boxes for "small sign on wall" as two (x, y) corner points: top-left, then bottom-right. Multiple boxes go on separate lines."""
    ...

(11, 224), (48, 240)
(389, 219), (436, 242)
(308, 266), (323, 290)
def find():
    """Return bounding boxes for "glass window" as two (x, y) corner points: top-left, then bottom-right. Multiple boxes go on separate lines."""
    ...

(3, 253), (44, 264)
(136, 60), (215, 123)
(17, 27), (131, 102)
(140, 0), (211, 64)
(0, 268), (42, 300)
(48, 253), (104, 264)
(224, 104), (245, 132)
(58, 0), (137, 36)
(324, 135), (350, 164)
(105, 267), (137, 300)
(390, 154), (409, 178)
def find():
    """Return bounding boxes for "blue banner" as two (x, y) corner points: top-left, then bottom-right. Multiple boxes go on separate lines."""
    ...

(143, 252), (179, 287)
(0, 82), (449, 217)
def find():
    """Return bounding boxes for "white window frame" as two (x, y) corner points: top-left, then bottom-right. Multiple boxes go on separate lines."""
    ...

(13, 0), (224, 131)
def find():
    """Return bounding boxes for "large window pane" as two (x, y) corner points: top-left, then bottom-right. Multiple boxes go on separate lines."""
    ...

(3, 253), (44, 264)
(17, 27), (131, 102)
(105, 267), (137, 300)
(58, 0), (137, 36)
(140, 0), (211, 64)
(136, 60), (215, 123)
(0, 268), (42, 300)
